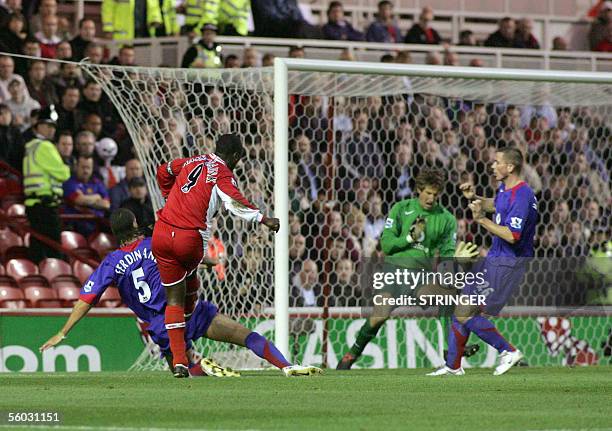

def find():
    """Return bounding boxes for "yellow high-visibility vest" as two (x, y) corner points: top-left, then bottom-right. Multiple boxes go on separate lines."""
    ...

(201, 0), (250, 36)
(101, 0), (162, 40)
(23, 138), (70, 207)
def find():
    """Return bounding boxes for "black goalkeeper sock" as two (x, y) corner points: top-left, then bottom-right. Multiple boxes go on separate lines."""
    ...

(349, 320), (383, 358)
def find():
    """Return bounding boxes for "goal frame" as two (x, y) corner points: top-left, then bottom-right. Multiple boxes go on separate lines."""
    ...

(272, 58), (612, 359)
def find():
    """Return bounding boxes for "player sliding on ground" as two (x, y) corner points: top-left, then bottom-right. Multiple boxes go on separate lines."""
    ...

(338, 168), (481, 370)
(428, 147), (537, 376)
(40, 209), (322, 378)
(152, 134), (283, 378)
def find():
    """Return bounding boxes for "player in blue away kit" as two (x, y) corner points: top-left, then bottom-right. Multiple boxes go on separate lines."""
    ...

(40, 209), (322, 378)
(428, 147), (538, 376)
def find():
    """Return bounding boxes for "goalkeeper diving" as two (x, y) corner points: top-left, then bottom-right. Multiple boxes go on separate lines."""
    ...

(40, 208), (322, 378)
(338, 168), (480, 370)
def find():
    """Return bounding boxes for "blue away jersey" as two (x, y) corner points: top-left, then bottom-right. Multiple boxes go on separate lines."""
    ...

(489, 181), (538, 258)
(79, 237), (166, 322)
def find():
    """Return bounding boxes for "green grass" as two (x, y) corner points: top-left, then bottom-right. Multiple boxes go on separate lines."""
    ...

(1, 368), (611, 431)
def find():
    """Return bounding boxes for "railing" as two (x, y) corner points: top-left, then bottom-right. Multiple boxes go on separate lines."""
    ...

(100, 35), (612, 71)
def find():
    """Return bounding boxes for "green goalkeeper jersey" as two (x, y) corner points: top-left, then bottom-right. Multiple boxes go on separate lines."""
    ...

(381, 198), (457, 269)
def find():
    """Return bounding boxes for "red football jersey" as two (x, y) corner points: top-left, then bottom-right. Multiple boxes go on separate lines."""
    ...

(156, 153), (263, 230)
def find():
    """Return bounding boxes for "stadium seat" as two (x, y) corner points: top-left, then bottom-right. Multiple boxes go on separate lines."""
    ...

(61, 231), (88, 249)
(55, 285), (81, 307)
(6, 259), (49, 288)
(39, 258), (73, 282)
(23, 286), (61, 308)
(73, 261), (95, 284)
(0, 274), (17, 288)
(0, 286), (27, 308)
(98, 287), (122, 308)
(51, 278), (81, 291)
(90, 232), (117, 259)
(0, 264), (3, 275)
(3, 245), (30, 261)
(6, 203), (25, 217)
(71, 247), (100, 263)
(0, 229), (23, 258)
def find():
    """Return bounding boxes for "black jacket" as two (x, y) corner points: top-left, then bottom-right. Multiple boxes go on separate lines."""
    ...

(404, 24), (441, 44)
(0, 124), (25, 173)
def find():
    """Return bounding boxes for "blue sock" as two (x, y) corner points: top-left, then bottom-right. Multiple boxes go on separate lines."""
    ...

(245, 332), (291, 369)
(446, 316), (470, 369)
(464, 315), (515, 353)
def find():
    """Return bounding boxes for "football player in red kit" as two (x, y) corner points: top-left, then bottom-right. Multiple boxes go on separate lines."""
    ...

(153, 134), (280, 377)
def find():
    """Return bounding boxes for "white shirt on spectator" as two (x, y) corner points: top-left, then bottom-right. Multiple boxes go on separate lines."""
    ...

(0, 74), (29, 103)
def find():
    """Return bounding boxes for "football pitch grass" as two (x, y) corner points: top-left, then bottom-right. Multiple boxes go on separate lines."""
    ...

(1, 368), (611, 431)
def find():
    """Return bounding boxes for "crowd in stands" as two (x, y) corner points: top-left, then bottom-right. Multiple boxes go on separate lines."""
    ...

(0, 0), (610, 311)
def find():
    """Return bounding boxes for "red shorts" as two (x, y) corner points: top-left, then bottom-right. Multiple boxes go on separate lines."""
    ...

(151, 219), (209, 286)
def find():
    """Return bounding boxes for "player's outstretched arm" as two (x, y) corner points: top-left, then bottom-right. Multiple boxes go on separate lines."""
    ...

(469, 200), (517, 244)
(459, 183), (495, 213)
(39, 300), (92, 351)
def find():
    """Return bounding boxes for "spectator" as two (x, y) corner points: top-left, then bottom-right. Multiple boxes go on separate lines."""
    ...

(82, 113), (104, 140)
(484, 17), (516, 47)
(0, 0), (21, 27)
(223, 54), (239, 68)
(425, 51), (442, 65)
(242, 47), (259, 67)
(0, 103), (24, 172)
(366, 0), (401, 43)
(71, 18), (97, 60)
(251, 0), (322, 39)
(200, 0), (250, 36)
(75, 130), (96, 158)
(459, 29), (476, 46)
(404, 6), (441, 44)
(291, 133), (320, 202)
(30, 0), (57, 35)
(5, 78), (40, 131)
(564, 221), (588, 256)
(55, 86), (82, 133)
(35, 15), (61, 58)
(0, 55), (29, 103)
(322, 1), (364, 41)
(55, 40), (73, 61)
(343, 110), (384, 180)
(96, 137), (124, 189)
(23, 105), (70, 262)
(84, 42), (104, 64)
(288, 45), (305, 58)
(331, 259), (361, 306)
(338, 48), (355, 61)
(589, 1), (612, 50)
(56, 130), (75, 169)
(63, 155), (110, 237)
(262, 53), (275, 67)
(593, 21), (612, 51)
(469, 58), (484, 67)
(101, 0), (161, 40)
(290, 260), (324, 307)
(181, 24), (222, 69)
(364, 193), (385, 241)
(109, 45), (136, 66)
(514, 18), (540, 49)
(120, 176), (154, 228)
(0, 13), (26, 54)
(109, 158), (143, 210)
(552, 36), (568, 51)
(79, 80), (114, 134)
(289, 233), (306, 280)
(443, 49), (460, 66)
(49, 62), (85, 96)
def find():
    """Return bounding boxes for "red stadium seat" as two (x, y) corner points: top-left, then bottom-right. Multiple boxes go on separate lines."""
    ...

(3, 245), (30, 261)
(0, 275), (17, 288)
(89, 232), (117, 259)
(0, 286), (27, 308)
(0, 264), (4, 275)
(51, 278), (81, 291)
(98, 287), (122, 308)
(39, 258), (73, 281)
(5, 258), (39, 281)
(0, 229), (23, 257)
(6, 203), (25, 217)
(71, 247), (100, 263)
(23, 286), (61, 308)
(61, 231), (88, 249)
(55, 285), (81, 307)
(6, 259), (48, 288)
(73, 261), (95, 284)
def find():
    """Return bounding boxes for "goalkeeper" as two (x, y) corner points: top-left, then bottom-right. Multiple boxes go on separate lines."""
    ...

(337, 168), (480, 370)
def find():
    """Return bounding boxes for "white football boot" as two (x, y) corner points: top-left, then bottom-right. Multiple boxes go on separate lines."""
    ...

(493, 350), (524, 376)
(282, 365), (323, 377)
(426, 366), (465, 376)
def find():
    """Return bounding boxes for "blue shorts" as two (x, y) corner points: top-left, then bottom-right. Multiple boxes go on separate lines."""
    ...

(148, 300), (219, 356)
(462, 257), (527, 315)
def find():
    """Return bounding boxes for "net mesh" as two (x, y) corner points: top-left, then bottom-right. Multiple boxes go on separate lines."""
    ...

(82, 63), (611, 370)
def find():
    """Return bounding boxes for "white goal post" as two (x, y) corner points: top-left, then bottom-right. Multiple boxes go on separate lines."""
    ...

(272, 58), (612, 360)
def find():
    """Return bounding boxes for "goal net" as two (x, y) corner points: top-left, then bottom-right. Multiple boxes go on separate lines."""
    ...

(83, 60), (612, 371)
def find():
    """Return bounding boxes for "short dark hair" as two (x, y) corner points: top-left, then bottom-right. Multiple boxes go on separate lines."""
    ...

(378, 0), (392, 8)
(110, 208), (138, 244)
(415, 167), (446, 191)
(498, 146), (524, 174)
(328, 1), (343, 14)
(128, 176), (146, 188)
(79, 18), (94, 28)
(0, 103), (10, 113)
(288, 46), (304, 54)
(77, 154), (93, 164)
(119, 45), (134, 53)
(57, 130), (73, 140)
(215, 134), (244, 158)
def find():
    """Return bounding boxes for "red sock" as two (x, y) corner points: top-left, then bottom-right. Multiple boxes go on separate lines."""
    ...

(185, 276), (199, 319)
(165, 304), (187, 367)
